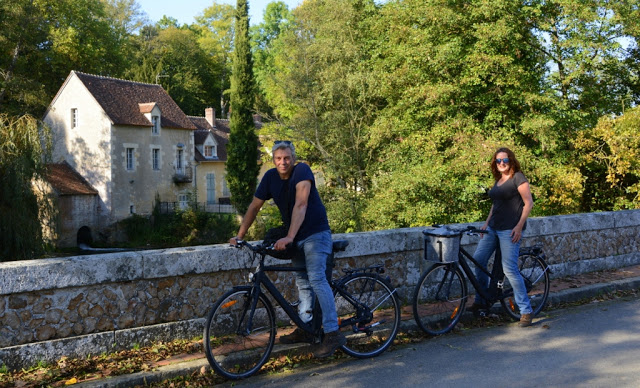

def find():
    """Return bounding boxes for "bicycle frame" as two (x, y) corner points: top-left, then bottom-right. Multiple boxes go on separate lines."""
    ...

(240, 258), (372, 338)
(453, 244), (513, 305)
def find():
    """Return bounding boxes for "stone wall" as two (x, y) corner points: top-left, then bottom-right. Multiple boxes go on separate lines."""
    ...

(1, 210), (640, 369)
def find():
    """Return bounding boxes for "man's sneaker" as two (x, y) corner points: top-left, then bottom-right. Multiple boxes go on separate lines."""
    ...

(312, 330), (347, 358)
(518, 313), (533, 327)
(279, 328), (314, 344)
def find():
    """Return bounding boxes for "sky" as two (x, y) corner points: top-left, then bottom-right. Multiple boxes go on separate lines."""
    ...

(136, 0), (302, 26)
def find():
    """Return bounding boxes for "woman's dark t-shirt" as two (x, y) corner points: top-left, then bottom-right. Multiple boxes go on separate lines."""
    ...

(488, 171), (528, 231)
(254, 162), (330, 241)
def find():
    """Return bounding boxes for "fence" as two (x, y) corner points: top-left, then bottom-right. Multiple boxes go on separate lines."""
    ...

(157, 201), (236, 214)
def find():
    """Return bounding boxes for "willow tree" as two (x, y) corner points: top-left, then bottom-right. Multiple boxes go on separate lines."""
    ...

(0, 114), (54, 261)
(225, 0), (260, 215)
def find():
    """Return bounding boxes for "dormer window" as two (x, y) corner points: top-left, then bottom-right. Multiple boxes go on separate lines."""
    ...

(71, 108), (78, 128)
(152, 116), (160, 134)
(204, 145), (216, 158)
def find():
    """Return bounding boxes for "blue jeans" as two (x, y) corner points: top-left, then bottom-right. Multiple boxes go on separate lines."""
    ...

(473, 227), (532, 315)
(292, 230), (339, 333)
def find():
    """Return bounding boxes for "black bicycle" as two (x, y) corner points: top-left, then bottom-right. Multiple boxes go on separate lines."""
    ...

(204, 239), (400, 379)
(412, 225), (551, 336)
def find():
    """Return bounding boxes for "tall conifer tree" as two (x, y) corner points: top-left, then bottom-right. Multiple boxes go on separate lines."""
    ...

(226, 0), (260, 215)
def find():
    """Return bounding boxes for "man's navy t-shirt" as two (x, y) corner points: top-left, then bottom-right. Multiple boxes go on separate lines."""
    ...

(254, 163), (330, 241)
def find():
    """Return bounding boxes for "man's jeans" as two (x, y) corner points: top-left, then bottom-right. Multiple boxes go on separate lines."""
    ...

(473, 227), (532, 315)
(292, 230), (339, 333)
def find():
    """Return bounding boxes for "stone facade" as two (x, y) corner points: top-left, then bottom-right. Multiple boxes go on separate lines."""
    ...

(1, 210), (640, 369)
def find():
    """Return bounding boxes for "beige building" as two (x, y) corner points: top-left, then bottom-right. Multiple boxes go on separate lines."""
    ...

(43, 71), (198, 243)
(189, 108), (233, 212)
(43, 71), (267, 246)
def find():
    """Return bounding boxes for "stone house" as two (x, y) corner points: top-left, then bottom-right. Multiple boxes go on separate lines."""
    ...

(37, 161), (100, 247)
(43, 71), (198, 244)
(42, 71), (267, 246)
(189, 108), (233, 211)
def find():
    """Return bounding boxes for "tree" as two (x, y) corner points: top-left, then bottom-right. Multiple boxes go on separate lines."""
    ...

(193, 2), (236, 117)
(361, 0), (583, 228)
(126, 25), (221, 116)
(0, 114), (54, 261)
(0, 0), (128, 116)
(225, 0), (260, 215)
(251, 1), (294, 116)
(575, 107), (640, 210)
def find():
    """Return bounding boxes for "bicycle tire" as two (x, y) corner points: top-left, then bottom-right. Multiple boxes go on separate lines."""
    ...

(499, 254), (550, 320)
(334, 273), (400, 358)
(203, 287), (276, 380)
(413, 263), (467, 336)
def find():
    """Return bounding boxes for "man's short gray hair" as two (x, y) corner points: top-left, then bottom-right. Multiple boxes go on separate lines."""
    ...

(272, 141), (296, 160)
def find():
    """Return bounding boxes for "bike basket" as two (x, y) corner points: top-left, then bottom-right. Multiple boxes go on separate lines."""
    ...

(423, 227), (460, 263)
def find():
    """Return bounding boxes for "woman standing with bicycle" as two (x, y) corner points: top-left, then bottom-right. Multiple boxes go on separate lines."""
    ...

(472, 147), (535, 327)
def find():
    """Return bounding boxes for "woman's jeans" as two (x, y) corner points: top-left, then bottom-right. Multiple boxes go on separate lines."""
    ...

(292, 230), (339, 333)
(473, 227), (532, 315)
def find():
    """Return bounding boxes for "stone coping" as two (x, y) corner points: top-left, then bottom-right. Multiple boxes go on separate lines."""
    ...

(2, 210), (640, 296)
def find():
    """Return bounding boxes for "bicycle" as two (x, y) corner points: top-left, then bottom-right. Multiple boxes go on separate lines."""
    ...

(204, 238), (401, 379)
(412, 225), (551, 336)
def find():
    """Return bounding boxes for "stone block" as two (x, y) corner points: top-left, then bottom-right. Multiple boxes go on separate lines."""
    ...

(0, 331), (115, 370)
(0, 252), (143, 295)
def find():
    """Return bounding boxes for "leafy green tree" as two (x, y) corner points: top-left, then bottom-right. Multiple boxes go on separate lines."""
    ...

(0, 0), (128, 116)
(258, 0), (383, 231)
(225, 0), (260, 215)
(251, 1), (293, 115)
(193, 2), (236, 117)
(526, 0), (638, 143)
(575, 107), (640, 210)
(0, 114), (54, 261)
(125, 25), (221, 116)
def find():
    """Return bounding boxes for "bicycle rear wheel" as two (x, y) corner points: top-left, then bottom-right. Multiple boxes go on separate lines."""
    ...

(203, 288), (276, 380)
(413, 263), (467, 336)
(500, 254), (550, 320)
(334, 273), (400, 358)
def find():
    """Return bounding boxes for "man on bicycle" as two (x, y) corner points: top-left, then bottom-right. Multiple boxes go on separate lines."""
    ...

(229, 141), (346, 358)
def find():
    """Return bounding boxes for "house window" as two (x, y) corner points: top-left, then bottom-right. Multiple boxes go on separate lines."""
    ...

(178, 194), (188, 210)
(206, 173), (215, 204)
(130, 205), (135, 214)
(204, 145), (215, 158)
(222, 175), (231, 197)
(126, 148), (135, 171)
(152, 148), (160, 170)
(176, 149), (184, 173)
(152, 116), (160, 134)
(71, 108), (78, 128)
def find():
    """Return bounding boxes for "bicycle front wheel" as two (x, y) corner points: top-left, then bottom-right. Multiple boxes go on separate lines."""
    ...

(500, 254), (550, 320)
(334, 273), (400, 358)
(413, 263), (467, 336)
(203, 288), (276, 380)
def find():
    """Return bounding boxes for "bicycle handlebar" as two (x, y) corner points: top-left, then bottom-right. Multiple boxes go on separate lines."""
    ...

(429, 224), (489, 236)
(231, 239), (285, 257)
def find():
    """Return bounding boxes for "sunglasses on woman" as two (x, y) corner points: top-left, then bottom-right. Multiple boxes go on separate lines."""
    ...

(495, 158), (510, 165)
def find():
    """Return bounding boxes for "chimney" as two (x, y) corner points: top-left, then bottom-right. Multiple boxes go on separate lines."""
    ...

(205, 107), (216, 127)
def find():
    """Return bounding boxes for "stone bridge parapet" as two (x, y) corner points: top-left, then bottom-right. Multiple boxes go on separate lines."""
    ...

(1, 210), (639, 369)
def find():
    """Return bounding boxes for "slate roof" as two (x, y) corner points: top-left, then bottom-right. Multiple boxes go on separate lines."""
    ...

(189, 116), (230, 162)
(45, 161), (98, 196)
(73, 71), (196, 130)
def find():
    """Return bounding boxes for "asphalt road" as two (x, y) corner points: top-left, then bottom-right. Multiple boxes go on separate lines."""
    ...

(221, 295), (640, 388)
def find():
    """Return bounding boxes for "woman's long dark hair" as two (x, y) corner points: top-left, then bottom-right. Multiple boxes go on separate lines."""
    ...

(490, 147), (521, 181)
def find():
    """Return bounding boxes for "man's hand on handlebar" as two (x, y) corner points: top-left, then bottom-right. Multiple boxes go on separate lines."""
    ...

(273, 236), (293, 251)
(229, 236), (242, 246)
